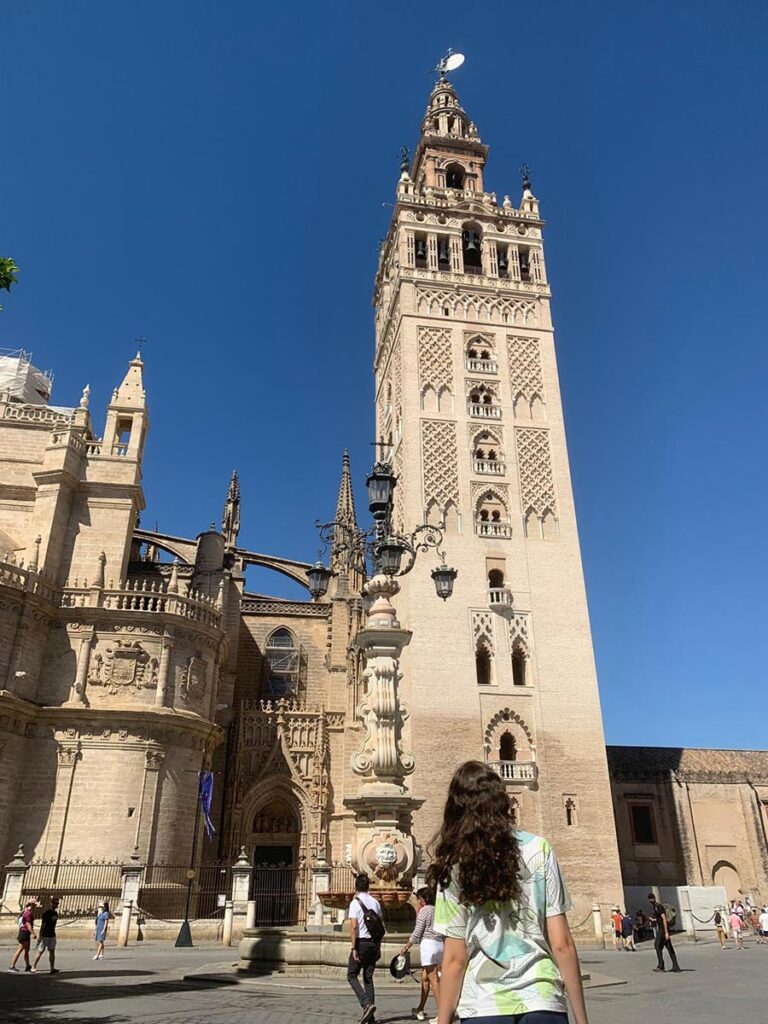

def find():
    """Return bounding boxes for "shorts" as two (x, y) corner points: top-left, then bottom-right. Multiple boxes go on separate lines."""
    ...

(38, 936), (57, 951)
(17, 930), (31, 945)
(420, 938), (444, 966)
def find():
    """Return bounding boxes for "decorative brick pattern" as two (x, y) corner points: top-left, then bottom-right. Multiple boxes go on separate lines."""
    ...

(515, 428), (557, 515)
(471, 610), (495, 655)
(421, 420), (459, 511)
(508, 336), (544, 402)
(418, 326), (453, 396)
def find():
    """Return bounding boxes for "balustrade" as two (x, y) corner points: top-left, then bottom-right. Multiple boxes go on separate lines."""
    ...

(473, 458), (505, 475)
(466, 358), (498, 373)
(58, 577), (222, 626)
(488, 587), (514, 609)
(476, 520), (512, 539)
(488, 760), (537, 783)
(469, 403), (502, 419)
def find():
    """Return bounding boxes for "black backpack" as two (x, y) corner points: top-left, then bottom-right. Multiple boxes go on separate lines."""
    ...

(356, 897), (386, 945)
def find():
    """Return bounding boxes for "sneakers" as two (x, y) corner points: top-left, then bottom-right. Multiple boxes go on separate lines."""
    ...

(24, 965), (32, 972)
(30, 968), (38, 974)
(92, 955), (100, 961)
(412, 1012), (427, 1021)
(50, 968), (60, 974)
(8, 966), (18, 973)
(671, 967), (682, 973)
(360, 1005), (377, 1024)
(653, 966), (665, 972)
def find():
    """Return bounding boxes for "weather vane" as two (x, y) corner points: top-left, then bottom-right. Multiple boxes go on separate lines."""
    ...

(134, 335), (148, 356)
(429, 49), (466, 79)
(520, 164), (531, 190)
(400, 146), (410, 173)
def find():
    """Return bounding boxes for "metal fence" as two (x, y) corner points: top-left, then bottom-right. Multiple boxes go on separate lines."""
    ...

(137, 864), (232, 922)
(329, 862), (356, 896)
(251, 863), (311, 926)
(21, 860), (122, 919)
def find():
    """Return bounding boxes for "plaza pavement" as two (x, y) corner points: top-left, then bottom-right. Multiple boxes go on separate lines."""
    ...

(1, 936), (764, 1024)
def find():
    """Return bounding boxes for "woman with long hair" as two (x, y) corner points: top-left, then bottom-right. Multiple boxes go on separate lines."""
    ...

(428, 761), (590, 1024)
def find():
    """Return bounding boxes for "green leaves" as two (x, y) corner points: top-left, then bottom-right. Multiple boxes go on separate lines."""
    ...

(0, 257), (19, 309)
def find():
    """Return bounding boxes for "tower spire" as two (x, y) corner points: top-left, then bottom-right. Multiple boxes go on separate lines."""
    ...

(222, 470), (241, 549)
(332, 450), (357, 569)
(334, 450), (357, 528)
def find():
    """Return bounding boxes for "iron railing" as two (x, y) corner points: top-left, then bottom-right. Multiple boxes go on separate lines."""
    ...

(21, 860), (122, 918)
(137, 864), (232, 922)
(251, 863), (311, 927)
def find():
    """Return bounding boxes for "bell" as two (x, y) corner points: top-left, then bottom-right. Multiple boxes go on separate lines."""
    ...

(415, 238), (427, 259)
(498, 251), (508, 271)
(438, 238), (450, 263)
(463, 231), (479, 252)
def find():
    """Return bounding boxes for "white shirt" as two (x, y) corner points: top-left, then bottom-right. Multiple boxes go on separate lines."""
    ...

(348, 892), (382, 939)
(759, 912), (768, 932)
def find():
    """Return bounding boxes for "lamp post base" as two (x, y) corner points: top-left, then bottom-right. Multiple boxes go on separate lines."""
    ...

(174, 919), (193, 948)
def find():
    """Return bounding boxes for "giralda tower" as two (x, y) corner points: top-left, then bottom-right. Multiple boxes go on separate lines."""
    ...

(372, 68), (623, 919)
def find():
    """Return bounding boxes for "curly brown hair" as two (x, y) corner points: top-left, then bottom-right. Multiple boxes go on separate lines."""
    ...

(426, 760), (521, 907)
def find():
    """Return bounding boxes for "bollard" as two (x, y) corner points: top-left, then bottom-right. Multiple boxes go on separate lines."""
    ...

(222, 900), (233, 946)
(592, 904), (605, 948)
(117, 899), (133, 948)
(246, 899), (256, 930)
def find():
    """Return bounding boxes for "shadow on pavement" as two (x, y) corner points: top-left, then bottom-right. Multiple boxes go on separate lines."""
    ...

(2, 973), (278, 1024)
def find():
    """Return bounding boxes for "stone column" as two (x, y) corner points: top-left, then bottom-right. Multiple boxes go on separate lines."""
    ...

(155, 632), (174, 707)
(70, 631), (93, 705)
(1, 845), (28, 916)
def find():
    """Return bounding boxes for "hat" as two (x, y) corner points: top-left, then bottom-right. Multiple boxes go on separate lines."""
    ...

(389, 951), (411, 980)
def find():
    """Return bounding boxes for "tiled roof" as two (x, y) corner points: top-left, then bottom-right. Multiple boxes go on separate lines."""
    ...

(606, 745), (768, 783)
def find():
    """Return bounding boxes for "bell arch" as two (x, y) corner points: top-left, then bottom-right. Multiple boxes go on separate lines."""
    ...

(484, 708), (535, 762)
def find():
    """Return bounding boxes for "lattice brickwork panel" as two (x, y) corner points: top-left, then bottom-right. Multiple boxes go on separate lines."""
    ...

(508, 336), (544, 400)
(515, 428), (557, 515)
(418, 327), (453, 394)
(509, 612), (530, 654)
(421, 420), (459, 509)
(472, 610), (496, 655)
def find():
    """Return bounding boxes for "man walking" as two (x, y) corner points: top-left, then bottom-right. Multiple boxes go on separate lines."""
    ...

(347, 874), (384, 1024)
(32, 897), (60, 974)
(728, 905), (745, 949)
(648, 894), (681, 973)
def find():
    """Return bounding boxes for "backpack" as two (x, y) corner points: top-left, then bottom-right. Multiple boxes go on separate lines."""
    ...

(356, 897), (386, 945)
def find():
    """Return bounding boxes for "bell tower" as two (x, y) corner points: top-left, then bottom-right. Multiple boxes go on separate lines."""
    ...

(373, 67), (623, 921)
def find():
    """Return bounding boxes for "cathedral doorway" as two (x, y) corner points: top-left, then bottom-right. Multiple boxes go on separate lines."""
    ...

(249, 796), (307, 925)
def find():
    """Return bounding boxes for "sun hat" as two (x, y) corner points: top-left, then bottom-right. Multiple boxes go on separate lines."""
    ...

(389, 951), (411, 980)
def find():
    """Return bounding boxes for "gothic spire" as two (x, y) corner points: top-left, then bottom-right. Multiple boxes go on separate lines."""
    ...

(334, 450), (357, 528)
(222, 469), (241, 549)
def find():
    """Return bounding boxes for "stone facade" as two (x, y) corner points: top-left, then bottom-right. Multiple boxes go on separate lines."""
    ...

(608, 746), (768, 903)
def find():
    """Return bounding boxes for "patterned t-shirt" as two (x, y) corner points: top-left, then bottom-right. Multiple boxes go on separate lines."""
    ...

(433, 830), (571, 1019)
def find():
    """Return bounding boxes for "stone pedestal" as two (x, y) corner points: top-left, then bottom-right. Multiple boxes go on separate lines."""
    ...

(309, 859), (333, 928)
(231, 846), (253, 916)
(1, 845), (28, 916)
(118, 848), (144, 947)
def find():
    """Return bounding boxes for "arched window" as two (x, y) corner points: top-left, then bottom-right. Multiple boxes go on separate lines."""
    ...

(499, 731), (516, 762)
(565, 798), (578, 827)
(509, 797), (519, 826)
(264, 628), (300, 697)
(446, 163), (465, 189)
(475, 642), (492, 686)
(462, 224), (482, 274)
(488, 568), (504, 589)
(512, 646), (527, 687)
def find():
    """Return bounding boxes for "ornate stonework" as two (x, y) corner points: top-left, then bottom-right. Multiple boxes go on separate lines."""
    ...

(421, 420), (459, 513)
(515, 427), (557, 517)
(89, 640), (158, 694)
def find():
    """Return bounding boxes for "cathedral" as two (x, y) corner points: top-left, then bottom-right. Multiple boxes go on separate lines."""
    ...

(1, 71), (765, 930)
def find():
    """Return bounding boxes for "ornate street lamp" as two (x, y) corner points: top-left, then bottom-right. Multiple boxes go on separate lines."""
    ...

(376, 535), (406, 576)
(431, 562), (458, 601)
(366, 461), (396, 522)
(306, 560), (333, 600)
(315, 455), (457, 600)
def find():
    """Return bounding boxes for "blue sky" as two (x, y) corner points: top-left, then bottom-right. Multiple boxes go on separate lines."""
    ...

(1, 1), (766, 747)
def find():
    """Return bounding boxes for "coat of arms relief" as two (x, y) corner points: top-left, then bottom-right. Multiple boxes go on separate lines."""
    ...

(88, 640), (158, 695)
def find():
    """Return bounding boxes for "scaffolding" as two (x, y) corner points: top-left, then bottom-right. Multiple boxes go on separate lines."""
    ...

(0, 349), (54, 405)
